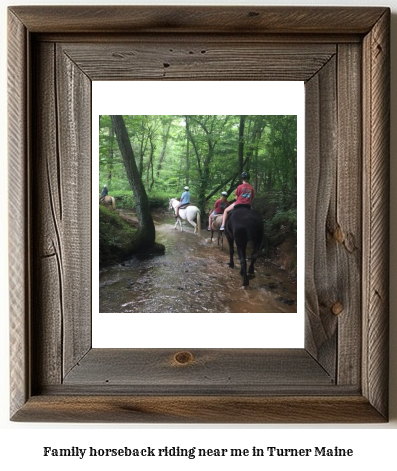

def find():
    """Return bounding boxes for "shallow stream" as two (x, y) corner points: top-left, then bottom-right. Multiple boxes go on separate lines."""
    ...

(99, 213), (297, 313)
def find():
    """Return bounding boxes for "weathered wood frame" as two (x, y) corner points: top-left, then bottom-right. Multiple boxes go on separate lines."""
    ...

(8, 6), (390, 423)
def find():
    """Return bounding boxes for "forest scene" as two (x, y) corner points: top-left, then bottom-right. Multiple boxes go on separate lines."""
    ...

(99, 115), (298, 313)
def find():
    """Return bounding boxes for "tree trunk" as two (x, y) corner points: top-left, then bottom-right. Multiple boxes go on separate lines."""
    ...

(107, 124), (115, 186)
(110, 115), (155, 248)
(156, 118), (173, 177)
(238, 115), (246, 175)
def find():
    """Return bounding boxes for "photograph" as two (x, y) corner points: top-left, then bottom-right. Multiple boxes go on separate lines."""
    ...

(98, 114), (298, 315)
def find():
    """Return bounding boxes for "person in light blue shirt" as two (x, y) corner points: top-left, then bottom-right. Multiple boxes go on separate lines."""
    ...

(175, 186), (191, 217)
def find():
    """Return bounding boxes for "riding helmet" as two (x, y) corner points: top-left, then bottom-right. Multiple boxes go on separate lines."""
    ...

(221, 191), (228, 196)
(184, 186), (189, 190)
(241, 171), (250, 180)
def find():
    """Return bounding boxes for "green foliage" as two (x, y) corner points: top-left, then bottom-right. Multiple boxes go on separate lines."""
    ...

(271, 208), (297, 234)
(99, 114), (298, 202)
(105, 189), (169, 210)
(147, 192), (170, 209)
(109, 190), (135, 209)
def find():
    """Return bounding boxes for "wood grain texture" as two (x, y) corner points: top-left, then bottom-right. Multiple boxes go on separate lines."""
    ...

(11, 396), (385, 424)
(9, 6), (387, 34)
(55, 45), (92, 377)
(8, 10), (30, 419)
(304, 57), (338, 378)
(362, 9), (390, 419)
(335, 44), (362, 386)
(32, 42), (63, 388)
(8, 6), (390, 423)
(32, 42), (92, 387)
(62, 349), (333, 391)
(305, 43), (363, 385)
(60, 42), (335, 81)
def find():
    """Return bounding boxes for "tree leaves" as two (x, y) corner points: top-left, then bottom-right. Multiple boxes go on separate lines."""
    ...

(99, 115), (297, 212)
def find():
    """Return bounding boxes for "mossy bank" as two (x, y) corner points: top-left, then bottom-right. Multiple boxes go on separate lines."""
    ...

(99, 205), (164, 266)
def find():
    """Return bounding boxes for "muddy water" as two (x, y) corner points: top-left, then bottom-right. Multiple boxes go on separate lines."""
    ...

(99, 213), (297, 313)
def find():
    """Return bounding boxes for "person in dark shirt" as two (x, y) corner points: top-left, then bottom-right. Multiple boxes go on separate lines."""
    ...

(220, 172), (255, 230)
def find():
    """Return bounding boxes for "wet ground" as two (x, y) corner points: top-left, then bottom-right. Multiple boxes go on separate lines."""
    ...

(99, 212), (297, 313)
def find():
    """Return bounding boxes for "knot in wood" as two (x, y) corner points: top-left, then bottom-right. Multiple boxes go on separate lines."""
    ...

(174, 351), (194, 365)
(331, 302), (344, 316)
(333, 225), (344, 244)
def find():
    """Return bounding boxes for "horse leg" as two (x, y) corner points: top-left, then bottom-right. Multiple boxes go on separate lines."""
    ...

(237, 244), (249, 286)
(226, 235), (235, 268)
(174, 218), (182, 231)
(248, 240), (261, 275)
(187, 217), (196, 234)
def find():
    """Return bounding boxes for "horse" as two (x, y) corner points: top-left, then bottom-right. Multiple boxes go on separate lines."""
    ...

(224, 206), (264, 286)
(99, 195), (116, 210)
(208, 214), (224, 249)
(169, 198), (201, 236)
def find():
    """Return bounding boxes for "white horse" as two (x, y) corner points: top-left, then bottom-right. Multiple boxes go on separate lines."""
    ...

(169, 198), (201, 236)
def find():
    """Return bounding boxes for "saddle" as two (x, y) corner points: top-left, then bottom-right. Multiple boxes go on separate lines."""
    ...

(233, 204), (251, 210)
(178, 203), (191, 210)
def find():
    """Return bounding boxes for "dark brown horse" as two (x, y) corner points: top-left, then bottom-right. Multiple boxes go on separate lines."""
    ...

(224, 206), (263, 286)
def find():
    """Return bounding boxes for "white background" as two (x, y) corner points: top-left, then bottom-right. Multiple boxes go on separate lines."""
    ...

(1, 0), (396, 469)
(92, 81), (305, 348)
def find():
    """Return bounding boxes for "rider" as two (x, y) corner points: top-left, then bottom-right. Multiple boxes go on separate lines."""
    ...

(219, 172), (255, 230)
(175, 186), (191, 217)
(99, 184), (108, 202)
(207, 191), (229, 230)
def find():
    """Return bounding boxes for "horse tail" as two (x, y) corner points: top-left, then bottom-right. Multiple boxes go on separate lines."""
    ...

(196, 210), (201, 236)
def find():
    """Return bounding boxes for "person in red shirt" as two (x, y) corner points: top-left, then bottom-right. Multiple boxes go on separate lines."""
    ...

(220, 172), (255, 230)
(207, 191), (230, 230)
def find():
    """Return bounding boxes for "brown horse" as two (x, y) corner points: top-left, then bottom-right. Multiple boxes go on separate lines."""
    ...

(99, 195), (116, 210)
(209, 214), (224, 249)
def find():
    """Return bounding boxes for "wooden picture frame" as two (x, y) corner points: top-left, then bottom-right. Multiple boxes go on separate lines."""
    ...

(8, 6), (390, 423)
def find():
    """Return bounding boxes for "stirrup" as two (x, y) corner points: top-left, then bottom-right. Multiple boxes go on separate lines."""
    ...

(219, 225), (225, 231)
